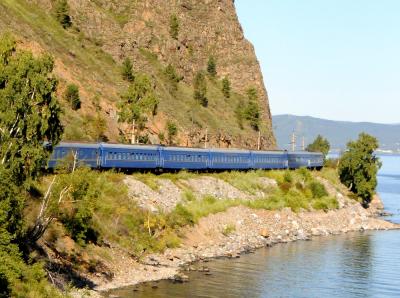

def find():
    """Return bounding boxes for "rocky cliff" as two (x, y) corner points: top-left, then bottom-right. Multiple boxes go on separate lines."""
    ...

(0, 0), (276, 149)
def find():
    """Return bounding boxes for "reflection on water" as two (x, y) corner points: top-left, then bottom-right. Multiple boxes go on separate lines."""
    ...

(106, 155), (400, 298)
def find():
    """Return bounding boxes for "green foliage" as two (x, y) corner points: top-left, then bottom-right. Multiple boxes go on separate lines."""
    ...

(207, 56), (217, 77)
(306, 135), (330, 158)
(166, 121), (178, 145)
(222, 224), (236, 236)
(0, 33), (63, 185)
(0, 34), (64, 297)
(235, 99), (245, 129)
(243, 87), (261, 131)
(64, 84), (81, 110)
(121, 57), (134, 82)
(309, 181), (328, 198)
(164, 63), (183, 91)
(222, 76), (231, 98)
(117, 73), (159, 135)
(193, 71), (208, 107)
(46, 168), (98, 246)
(215, 170), (273, 195)
(54, 0), (72, 29)
(169, 14), (179, 40)
(338, 133), (381, 207)
(0, 239), (63, 297)
(83, 112), (107, 141)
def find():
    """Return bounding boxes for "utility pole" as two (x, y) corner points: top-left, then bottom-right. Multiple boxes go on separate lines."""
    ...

(204, 128), (208, 149)
(291, 131), (296, 152)
(257, 130), (261, 150)
(302, 136), (305, 151)
(131, 119), (136, 144)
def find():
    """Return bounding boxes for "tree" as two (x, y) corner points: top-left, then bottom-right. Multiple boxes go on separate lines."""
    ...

(64, 83), (81, 110)
(306, 135), (330, 158)
(117, 73), (159, 144)
(166, 121), (178, 145)
(193, 71), (208, 107)
(338, 133), (381, 208)
(0, 33), (63, 296)
(222, 76), (231, 98)
(54, 0), (72, 29)
(243, 87), (260, 131)
(207, 56), (217, 77)
(0, 33), (63, 185)
(164, 63), (183, 91)
(121, 57), (134, 82)
(169, 14), (179, 40)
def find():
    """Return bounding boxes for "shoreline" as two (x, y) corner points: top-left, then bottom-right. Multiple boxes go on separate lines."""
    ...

(89, 194), (398, 295)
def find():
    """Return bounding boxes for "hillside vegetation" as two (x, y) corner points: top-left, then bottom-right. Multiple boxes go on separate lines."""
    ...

(0, 0), (275, 149)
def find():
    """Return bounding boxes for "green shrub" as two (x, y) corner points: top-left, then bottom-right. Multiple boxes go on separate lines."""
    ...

(167, 204), (195, 228)
(222, 224), (236, 236)
(207, 56), (217, 77)
(166, 121), (178, 145)
(164, 64), (183, 91)
(54, 0), (72, 29)
(121, 57), (134, 82)
(182, 189), (196, 202)
(169, 14), (179, 39)
(283, 171), (293, 184)
(193, 71), (208, 107)
(64, 84), (81, 110)
(309, 181), (328, 198)
(222, 76), (231, 98)
(312, 197), (339, 211)
(243, 87), (261, 130)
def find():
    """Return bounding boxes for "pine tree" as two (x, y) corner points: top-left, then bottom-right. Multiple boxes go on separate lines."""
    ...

(222, 76), (231, 98)
(207, 56), (217, 77)
(169, 14), (179, 40)
(64, 84), (81, 110)
(54, 0), (72, 29)
(164, 63), (183, 91)
(244, 87), (261, 131)
(166, 121), (178, 145)
(121, 57), (134, 82)
(193, 71), (208, 107)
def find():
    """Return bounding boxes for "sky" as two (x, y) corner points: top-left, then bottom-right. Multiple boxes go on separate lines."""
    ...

(235, 0), (400, 124)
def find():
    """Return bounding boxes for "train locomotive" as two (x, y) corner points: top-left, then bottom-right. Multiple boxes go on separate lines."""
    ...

(46, 142), (324, 171)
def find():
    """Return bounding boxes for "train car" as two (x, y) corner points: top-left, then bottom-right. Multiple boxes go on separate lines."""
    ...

(100, 143), (160, 169)
(161, 147), (209, 170)
(287, 152), (324, 169)
(47, 142), (100, 169)
(208, 148), (252, 170)
(252, 151), (288, 169)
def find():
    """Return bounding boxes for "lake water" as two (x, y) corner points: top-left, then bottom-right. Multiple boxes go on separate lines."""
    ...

(107, 155), (400, 298)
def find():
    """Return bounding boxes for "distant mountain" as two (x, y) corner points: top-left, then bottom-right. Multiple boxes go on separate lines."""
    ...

(272, 114), (400, 151)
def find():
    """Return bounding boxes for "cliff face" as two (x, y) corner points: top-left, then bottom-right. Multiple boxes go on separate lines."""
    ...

(0, 0), (276, 149)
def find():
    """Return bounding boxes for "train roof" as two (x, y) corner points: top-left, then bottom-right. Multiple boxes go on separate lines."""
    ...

(252, 150), (287, 155)
(100, 143), (159, 150)
(57, 142), (100, 149)
(288, 151), (323, 155)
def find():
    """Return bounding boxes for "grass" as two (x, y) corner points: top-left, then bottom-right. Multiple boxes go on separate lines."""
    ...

(222, 224), (236, 236)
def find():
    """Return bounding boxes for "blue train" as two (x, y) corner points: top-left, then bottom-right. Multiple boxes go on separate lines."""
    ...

(46, 142), (324, 171)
